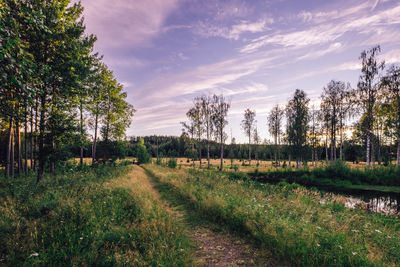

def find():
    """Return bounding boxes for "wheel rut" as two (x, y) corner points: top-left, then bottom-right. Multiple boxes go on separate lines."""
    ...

(136, 165), (275, 267)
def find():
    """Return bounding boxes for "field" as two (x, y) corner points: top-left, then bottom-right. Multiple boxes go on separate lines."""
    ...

(0, 162), (193, 266)
(144, 164), (400, 266)
(1, 161), (399, 266)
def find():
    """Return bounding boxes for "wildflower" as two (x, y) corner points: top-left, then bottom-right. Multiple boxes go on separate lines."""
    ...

(352, 252), (357, 255)
(338, 245), (342, 250)
(375, 229), (382, 233)
(317, 226), (321, 230)
(316, 243), (320, 247)
(79, 237), (83, 240)
(28, 252), (39, 258)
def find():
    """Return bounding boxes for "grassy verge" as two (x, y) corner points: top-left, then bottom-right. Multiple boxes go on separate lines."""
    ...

(249, 161), (400, 191)
(0, 163), (193, 266)
(144, 164), (400, 266)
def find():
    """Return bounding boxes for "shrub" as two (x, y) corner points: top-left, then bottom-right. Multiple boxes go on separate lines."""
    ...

(167, 158), (177, 169)
(136, 138), (151, 164)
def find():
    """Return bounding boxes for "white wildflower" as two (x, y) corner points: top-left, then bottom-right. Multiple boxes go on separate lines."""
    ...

(375, 229), (382, 233)
(316, 243), (320, 247)
(79, 237), (83, 240)
(352, 252), (357, 255)
(28, 252), (39, 258)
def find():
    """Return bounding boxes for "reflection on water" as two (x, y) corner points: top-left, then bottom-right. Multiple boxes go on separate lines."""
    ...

(346, 193), (400, 215)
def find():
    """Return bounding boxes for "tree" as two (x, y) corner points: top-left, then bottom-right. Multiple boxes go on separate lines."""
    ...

(253, 127), (260, 166)
(136, 138), (151, 164)
(320, 80), (351, 161)
(211, 94), (230, 171)
(309, 106), (320, 166)
(267, 105), (284, 166)
(184, 102), (203, 168)
(199, 95), (213, 169)
(286, 89), (309, 168)
(181, 120), (196, 167)
(382, 65), (400, 165)
(241, 109), (256, 166)
(356, 45), (385, 167)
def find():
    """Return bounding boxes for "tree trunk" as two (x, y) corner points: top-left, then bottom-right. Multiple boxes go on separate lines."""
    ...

(92, 111), (98, 165)
(396, 135), (400, 166)
(11, 125), (15, 178)
(248, 135), (251, 167)
(5, 118), (14, 178)
(24, 109), (28, 173)
(198, 138), (202, 169)
(34, 99), (38, 171)
(16, 120), (22, 175)
(377, 132), (381, 165)
(371, 135), (375, 167)
(366, 131), (371, 167)
(192, 141), (195, 167)
(30, 106), (34, 171)
(207, 141), (210, 169)
(80, 102), (84, 166)
(220, 141), (223, 171)
(340, 134), (343, 161)
(50, 140), (55, 174)
(325, 136), (329, 164)
(37, 96), (46, 183)
(288, 154), (291, 167)
(315, 147), (319, 167)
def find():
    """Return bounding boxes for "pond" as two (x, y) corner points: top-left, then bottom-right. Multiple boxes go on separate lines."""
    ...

(249, 174), (400, 215)
(328, 188), (400, 215)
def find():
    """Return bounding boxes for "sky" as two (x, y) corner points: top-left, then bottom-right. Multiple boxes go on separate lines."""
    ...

(77, 0), (400, 143)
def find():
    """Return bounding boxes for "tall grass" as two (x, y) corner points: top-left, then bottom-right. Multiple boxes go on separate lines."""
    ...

(251, 161), (400, 188)
(144, 164), (400, 266)
(0, 163), (193, 266)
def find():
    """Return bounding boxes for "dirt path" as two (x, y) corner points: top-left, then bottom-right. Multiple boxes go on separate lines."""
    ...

(133, 166), (274, 266)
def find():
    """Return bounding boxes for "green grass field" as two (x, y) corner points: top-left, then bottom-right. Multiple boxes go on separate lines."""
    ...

(144, 164), (400, 266)
(0, 163), (193, 266)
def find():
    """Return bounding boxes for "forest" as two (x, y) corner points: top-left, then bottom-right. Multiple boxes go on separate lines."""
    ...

(1, 0), (400, 266)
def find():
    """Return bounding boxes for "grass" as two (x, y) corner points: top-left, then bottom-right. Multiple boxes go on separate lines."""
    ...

(144, 164), (400, 267)
(0, 163), (193, 266)
(250, 161), (400, 189)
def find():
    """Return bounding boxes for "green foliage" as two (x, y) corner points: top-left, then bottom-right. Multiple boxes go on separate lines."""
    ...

(146, 165), (400, 266)
(136, 138), (151, 164)
(251, 161), (400, 187)
(0, 164), (193, 266)
(167, 158), (177, 168)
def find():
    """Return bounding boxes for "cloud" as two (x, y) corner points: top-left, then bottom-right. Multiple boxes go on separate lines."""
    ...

(297, 42), (343, 61)
(79, 0), (179, 51)
(241, 2), (400, 53)
(194, 19), (271, 40)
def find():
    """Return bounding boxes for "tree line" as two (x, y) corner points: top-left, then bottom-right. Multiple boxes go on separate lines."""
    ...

(180, 45), (400, 168)
(0, 0), (134, 181)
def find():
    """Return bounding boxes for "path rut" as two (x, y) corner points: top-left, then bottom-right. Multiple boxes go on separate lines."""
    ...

(134, 165), (275, 266)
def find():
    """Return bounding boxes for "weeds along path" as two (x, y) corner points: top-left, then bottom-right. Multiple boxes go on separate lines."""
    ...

(139, 165), (275, 267)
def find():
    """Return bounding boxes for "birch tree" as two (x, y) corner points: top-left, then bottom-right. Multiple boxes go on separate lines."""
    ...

(241, 109), (256, 166)
(211, 94), (230, 171)
(267, 105), (284, 166)
(356, 45), (385, 167)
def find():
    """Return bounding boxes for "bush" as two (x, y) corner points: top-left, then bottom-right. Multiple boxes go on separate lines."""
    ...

(136, 139), (151, 164)
(167, 158), (177, 168)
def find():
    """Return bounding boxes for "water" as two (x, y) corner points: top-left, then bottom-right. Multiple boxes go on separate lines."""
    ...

(250, 175), (400, 215)
(334, 189), (400, 215)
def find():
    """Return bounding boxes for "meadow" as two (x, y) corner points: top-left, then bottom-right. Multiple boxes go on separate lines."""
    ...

(144, 164), (400, 266)
(0, 162), (193, 266)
